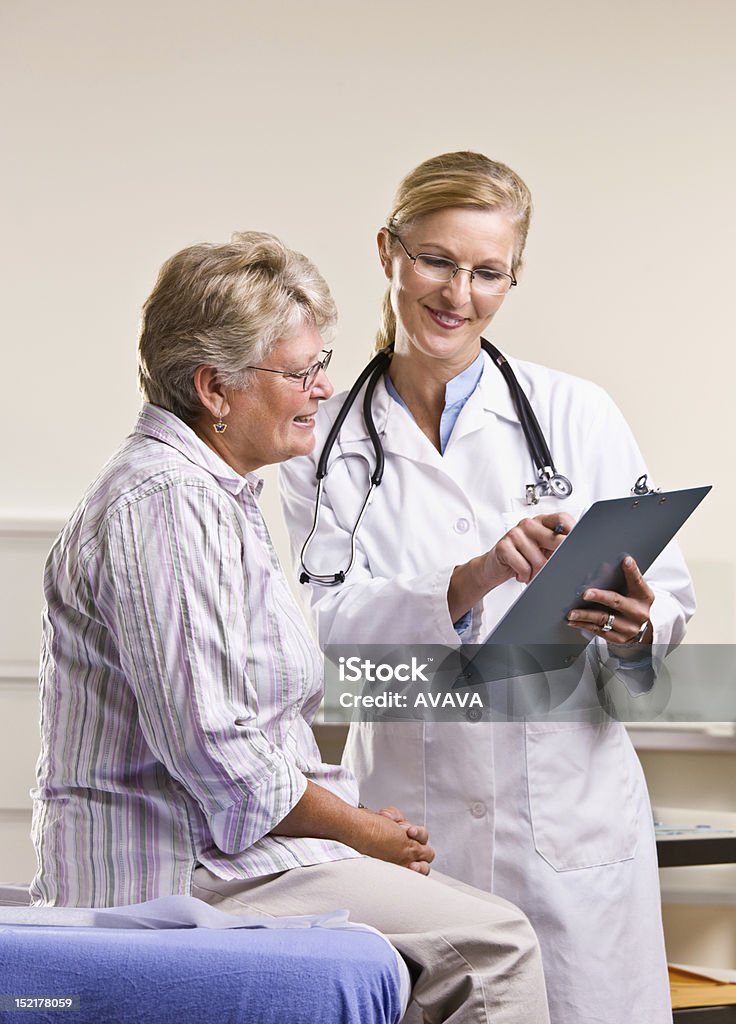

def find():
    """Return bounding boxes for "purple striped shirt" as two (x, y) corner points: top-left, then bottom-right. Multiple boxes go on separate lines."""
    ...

(31, 404), (360, 907)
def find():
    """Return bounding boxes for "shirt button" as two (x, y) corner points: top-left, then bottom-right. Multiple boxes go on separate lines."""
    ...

(470, 801), (487, 818)
(454, 518), (470, 534)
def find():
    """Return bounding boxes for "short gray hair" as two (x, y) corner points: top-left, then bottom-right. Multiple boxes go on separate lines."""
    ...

(138, 231), (337, 422)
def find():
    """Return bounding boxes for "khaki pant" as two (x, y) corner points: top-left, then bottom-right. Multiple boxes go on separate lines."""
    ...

(193, 858), (549, 1024)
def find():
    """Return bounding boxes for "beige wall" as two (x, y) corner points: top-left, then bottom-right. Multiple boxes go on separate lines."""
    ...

(1, 0), (734, 962)
(1, 0), (734, 642)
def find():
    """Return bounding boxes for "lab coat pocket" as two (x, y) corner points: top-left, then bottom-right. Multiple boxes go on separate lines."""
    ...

(525, 719), (638, 871)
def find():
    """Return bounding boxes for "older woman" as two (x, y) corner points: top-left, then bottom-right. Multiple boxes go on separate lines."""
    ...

(30, 231), (549, 1024)
(281, 154), (696, 1023)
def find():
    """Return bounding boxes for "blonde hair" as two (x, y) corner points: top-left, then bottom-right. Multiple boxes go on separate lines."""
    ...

(376, 151), (533, 353)
(138, 231), (336, 422)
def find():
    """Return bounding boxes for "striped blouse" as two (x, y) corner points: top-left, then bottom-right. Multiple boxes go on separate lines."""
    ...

(30, 404), (360, 907)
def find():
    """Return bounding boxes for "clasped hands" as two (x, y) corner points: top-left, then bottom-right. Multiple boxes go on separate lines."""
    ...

(357, 804), (435, 875)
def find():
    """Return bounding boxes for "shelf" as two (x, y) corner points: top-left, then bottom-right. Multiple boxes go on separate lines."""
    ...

(628, 726), (736, 753)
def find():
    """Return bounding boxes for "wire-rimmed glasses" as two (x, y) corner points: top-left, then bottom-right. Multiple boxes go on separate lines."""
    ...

(246, 349), (333, 390)
(389, 231), (516, 295)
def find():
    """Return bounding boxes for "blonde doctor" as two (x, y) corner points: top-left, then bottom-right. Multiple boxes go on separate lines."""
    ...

(280, 151), (695, 1023)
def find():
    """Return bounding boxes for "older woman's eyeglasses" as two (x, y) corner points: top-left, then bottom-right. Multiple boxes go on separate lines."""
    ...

(246, 349), (333, 391)
(389, 231), (516, 296)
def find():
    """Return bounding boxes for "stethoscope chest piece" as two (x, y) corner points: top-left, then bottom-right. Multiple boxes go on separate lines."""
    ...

(524, 471), (577, 503)
(526, 472), (574, 504)
(548, 473), (573, 498)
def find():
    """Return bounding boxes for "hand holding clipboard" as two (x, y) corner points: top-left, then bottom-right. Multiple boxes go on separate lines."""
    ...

(484, 485), (710, 654)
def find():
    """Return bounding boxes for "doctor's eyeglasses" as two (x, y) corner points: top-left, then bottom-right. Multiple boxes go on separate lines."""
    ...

(246, 349), (332, 390)
(389, 231), (517, 296)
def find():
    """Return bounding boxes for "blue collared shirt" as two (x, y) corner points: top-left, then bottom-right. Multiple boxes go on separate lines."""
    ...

(384, 351), (485, 454)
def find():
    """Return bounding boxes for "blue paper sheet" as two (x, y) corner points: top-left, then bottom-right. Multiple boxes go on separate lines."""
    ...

(0, 897), (405, 1024)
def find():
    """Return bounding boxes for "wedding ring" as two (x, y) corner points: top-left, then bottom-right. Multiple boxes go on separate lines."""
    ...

(601, 613), (615, 633)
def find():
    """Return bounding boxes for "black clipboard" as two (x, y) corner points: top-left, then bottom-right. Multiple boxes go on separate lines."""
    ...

(478, 485), (711, 673)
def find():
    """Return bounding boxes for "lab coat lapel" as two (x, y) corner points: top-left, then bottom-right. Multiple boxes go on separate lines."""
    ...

(443, 350), (521, 449)
(336, 373), (447, 471)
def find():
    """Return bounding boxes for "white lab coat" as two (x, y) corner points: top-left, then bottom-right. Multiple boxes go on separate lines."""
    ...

(280, 351), (695, 1023)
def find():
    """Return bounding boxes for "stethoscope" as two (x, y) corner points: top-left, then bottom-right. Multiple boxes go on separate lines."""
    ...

(299, 338), (573, 586)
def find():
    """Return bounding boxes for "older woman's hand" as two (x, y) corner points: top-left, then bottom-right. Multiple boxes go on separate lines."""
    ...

(377, 804), (431, 869)
(271, 781), (434, 873)
(566, 556), (655, 649)
(357, 805), (435, 874)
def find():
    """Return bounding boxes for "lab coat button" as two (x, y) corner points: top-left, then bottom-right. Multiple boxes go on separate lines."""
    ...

(454, 518), (470, 534)
(470, 801), (487, 818)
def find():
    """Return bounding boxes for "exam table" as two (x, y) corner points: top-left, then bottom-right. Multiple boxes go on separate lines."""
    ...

(0, 886), (410, 1024)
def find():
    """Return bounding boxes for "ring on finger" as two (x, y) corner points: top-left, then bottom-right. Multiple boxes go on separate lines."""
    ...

(601, 612), (615, 633)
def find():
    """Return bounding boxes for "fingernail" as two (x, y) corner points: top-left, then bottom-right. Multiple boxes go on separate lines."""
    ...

(624, 556), (634, 567)
(583, 590), (593, 600)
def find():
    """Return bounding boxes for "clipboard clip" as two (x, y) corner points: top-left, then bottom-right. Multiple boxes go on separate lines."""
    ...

(631, 474), (660, 496)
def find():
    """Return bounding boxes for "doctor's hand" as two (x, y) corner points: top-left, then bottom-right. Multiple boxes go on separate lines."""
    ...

(565, 557), (655, 643)
(486, 511), (577, 586)
(449, 512), (576, 624)
(566, 555), (655, 649)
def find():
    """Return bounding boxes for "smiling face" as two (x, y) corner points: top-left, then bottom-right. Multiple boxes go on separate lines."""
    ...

(379, 206), (519, 374)
(194, 324), (333, 475)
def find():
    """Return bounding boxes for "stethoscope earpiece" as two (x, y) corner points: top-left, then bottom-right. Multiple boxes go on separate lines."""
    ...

(632, 474), (659, 496)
